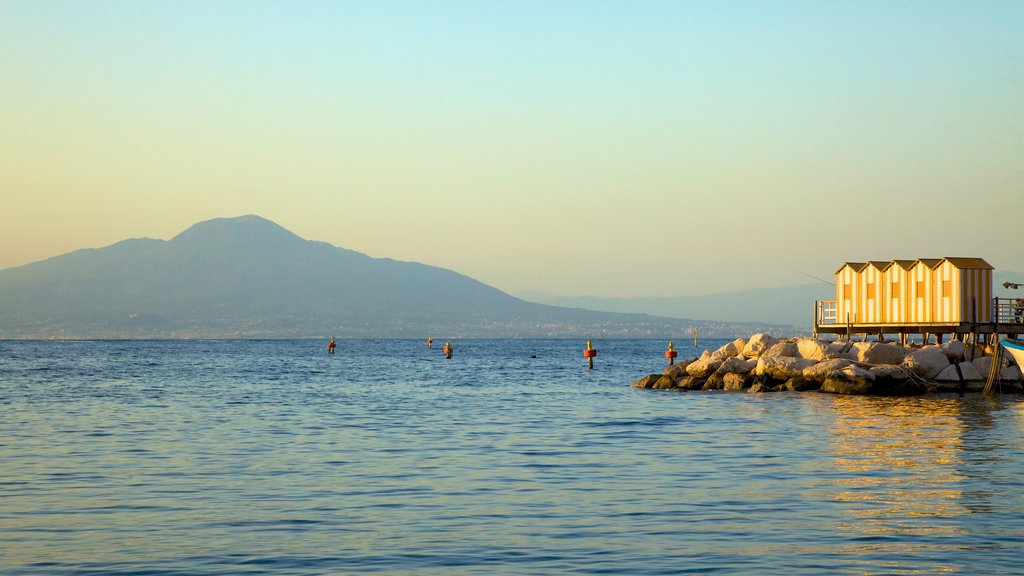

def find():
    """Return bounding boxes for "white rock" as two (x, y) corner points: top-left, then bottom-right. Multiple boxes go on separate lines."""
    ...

(1002, 365), (1022, 381)
(868, 364), (910, 381)
(935, 362), (984, 382)
(756, 356), (817, 380)
(941, 340), (966, 360)
(742, 333), (777, 358)
(686, 357), (723, 378)
(802, 358), (854, 382)
(796, 339), (831, 361)
(902, 347), (950, 379)
(716, 356), (756, 375)
(855, 342), (906, 365)
(711, 340), (743, 360)
(763, 340), (798, 359)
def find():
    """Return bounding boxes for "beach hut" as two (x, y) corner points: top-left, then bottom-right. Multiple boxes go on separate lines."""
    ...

(935, 257), (993, 323)
(860, 261), (890, 324)
(909, 259), (942, 324)
(835, 262), (867, 325)
(882, 260), (915, 325)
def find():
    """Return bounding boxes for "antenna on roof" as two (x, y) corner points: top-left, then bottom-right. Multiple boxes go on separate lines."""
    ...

(1004, 281), (1022, 290)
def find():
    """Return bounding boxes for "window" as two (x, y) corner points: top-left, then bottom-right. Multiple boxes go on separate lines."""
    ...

(943, 280), (952, 297)
(891, 282), (900, 298)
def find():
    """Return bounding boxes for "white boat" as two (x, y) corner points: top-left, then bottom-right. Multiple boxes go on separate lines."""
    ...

(1000, 339), (1024, 370)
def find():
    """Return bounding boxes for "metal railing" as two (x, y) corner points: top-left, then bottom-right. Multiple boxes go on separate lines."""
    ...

(816, 300), (838, 325)
(994, 297), (1024, 324)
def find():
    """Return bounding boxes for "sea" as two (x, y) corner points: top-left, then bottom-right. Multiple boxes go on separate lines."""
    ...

(2, 338), (1023, 575)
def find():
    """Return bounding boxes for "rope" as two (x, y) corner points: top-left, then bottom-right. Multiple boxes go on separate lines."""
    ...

(982, 343), (1002, 396)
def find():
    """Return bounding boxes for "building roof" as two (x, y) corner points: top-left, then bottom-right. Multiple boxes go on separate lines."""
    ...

(942, 257), (993, 270)
(835, 262), (868, 274)
(882, 259), (917, 272)
(835, 258), (994, 275)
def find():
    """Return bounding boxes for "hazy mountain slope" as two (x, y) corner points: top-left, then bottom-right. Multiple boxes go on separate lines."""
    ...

(521, 270), (1024, 327)
(0, 215), (798, 338)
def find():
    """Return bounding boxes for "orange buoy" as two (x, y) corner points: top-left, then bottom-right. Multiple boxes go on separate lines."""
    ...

(583, 340), (597, 368)
(665, 341), (677, 364)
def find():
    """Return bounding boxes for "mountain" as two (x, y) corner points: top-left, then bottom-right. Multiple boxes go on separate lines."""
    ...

(0, 216), (798, 339)
(520, 270), (1024, 327)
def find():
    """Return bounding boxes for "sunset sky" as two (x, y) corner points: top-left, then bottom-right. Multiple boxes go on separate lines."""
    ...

(2, 1), (1021, 297)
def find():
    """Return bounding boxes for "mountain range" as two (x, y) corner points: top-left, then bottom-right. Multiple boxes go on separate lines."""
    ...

(0, 215), (797, 339)
(520, 270), (1024, 327)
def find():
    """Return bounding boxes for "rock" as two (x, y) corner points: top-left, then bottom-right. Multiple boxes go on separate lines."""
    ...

(716, 356), (756, 376)
(1003, 364), (1023, 382)
(676, 376), (707, 390)
(802, 358), (854, 383)
(711, 340), (744, 360)
(631, 374), (662, 389)
(902, 347), (950, 379)
(687, 357), (724, 378)
(935, 362), (984, 382)
(796, 339), (832, 361)
(722, 373), (749, 391)
(702, 373), (725, 390)
(756, 356), (817, 381)
(652, 375), (679, 389)
(748, 381), (779, 393)
(821, 365), (876, 395)
(970, 356), (999, 378)
(763, 340), (798, 359)
(663, 359), (695, 378)
(854, 342), (906, 365)
(941, 340), (966, 361)
(742, 333), (777, 358)
(783, 377), (818, 392)
(868, 364), (909, 381)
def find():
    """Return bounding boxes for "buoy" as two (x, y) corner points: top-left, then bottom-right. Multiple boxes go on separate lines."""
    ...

(328, 337), (336, 354)
(443, 341), (453, 359)
(583, 339), (597, 369)
(665, 341), (677, 365)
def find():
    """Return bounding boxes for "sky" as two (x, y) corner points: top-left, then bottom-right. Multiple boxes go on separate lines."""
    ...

(1, 0), (1022, 297)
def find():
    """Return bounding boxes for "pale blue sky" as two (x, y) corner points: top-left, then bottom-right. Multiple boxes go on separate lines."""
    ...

(2, 1), (1021, 296)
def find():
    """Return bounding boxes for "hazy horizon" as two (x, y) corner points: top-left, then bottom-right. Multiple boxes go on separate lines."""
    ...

(3, 1), (1021, 298)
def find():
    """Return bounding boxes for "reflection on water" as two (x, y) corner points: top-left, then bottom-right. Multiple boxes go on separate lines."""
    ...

(2, 340), (1024, 575)
(824, 396), (1024, 574)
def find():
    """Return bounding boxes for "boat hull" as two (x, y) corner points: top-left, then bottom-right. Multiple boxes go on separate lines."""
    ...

(1001, 339), (1024, 369)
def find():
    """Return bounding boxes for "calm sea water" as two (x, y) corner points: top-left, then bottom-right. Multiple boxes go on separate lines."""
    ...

(2, 339), (1023, 575)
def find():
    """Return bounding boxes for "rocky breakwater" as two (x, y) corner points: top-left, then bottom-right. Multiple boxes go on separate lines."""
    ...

(631, 334), (1024, 396)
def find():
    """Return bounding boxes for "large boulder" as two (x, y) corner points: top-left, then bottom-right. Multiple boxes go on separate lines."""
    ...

(802, 358), (854, 383)
(663, 359), (696, 378)
(742, 333), (777, 358)
(716, 356), (757, 376)
(631, 374), (662, 389)
(970, 356), (1000, 378)
(710, 339), (744, 360)
(652, 375), (680, 389)
(796, 339), (832, 361)
(941, 340), (966, 361)
(935, 362), (984, 382)
(722, 373), (749, 391)
(821, 365), (876, 395)
(902, 347), (950, 379)
(782, 377), (819, 391)
(676, 375), (707, 390)
(756, 356), (817, 381)
(1003, 364), (1023, 382)
(702, 373), (726, 390)
(763, 340), (799, 359)
(687, 357), (724, 378)
(854, 342), (906, 365)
